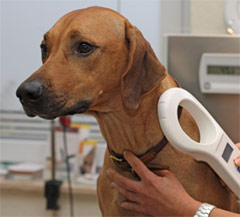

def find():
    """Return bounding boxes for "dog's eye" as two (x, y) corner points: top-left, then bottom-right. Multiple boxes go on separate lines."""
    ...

(40, 43), (48, 61)
(76, 42), (94, 56)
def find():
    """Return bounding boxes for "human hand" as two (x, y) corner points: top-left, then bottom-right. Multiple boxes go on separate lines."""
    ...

(106, 151), (201, 217)
(233, 143), (240, 167)
(220, 143), (240, 191)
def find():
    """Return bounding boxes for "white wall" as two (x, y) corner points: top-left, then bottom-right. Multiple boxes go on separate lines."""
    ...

(190, 0), (227, 34)
(119, 0), (162, 62)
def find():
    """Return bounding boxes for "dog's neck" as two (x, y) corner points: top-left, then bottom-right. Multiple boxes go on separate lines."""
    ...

(91, 74), (176, 154)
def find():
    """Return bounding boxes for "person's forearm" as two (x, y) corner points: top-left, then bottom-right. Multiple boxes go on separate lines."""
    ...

(209, 208), (240, 217)
(108, 150), (240, 217)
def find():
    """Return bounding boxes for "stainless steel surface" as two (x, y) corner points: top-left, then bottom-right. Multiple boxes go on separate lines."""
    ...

(167, 35), (240, 143)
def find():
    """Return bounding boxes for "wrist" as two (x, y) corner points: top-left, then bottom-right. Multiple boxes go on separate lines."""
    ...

(179, 197), (202, 216)
(186, 199), (202, 216)
(193, 203), (216, 217)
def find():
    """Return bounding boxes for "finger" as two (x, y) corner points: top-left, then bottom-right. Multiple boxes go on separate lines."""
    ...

(123, 151), (154, 181)
(152, 169), (172, 177)
(106, 168), (138, 192)
(234, 143), (240, 167)
(121, 201), (146, 214)
(111, 182), (141, 203)
(236, 143), (240, 150)
(234, 157), (240, 167)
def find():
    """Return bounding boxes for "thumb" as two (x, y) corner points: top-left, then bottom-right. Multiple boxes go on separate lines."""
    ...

(234, 157), (240, 167)
(151, 169), (172, 177)
(235, 143), (240, 150)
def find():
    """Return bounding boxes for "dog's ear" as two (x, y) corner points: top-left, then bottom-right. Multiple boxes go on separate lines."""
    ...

(121, 22), (166, 110)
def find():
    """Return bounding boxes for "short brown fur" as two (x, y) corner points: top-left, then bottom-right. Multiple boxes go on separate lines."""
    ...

(19, 7), (239, 216)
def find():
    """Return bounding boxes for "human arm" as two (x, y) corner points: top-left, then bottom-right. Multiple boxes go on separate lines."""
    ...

(106, 149), (240, 217)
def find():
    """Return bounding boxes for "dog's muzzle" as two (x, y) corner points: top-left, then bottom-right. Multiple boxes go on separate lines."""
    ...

(16, 80), (91, 119)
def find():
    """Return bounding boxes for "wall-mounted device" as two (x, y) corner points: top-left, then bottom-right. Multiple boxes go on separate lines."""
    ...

(199, 53), (240, 94)
(158, 88), (240, 197)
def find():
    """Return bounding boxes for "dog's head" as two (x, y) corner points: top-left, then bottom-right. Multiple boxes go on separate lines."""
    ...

(16, 7), (166, 119)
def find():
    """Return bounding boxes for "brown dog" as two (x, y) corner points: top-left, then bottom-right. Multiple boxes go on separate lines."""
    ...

(16, 7), (239, 216)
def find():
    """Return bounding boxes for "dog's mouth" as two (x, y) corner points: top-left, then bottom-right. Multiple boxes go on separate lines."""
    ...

(20, 95), (91, 120)
(16, 80), (92, 120)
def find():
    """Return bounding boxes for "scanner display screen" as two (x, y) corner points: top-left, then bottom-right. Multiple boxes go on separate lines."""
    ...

(222, 143), (233, 163)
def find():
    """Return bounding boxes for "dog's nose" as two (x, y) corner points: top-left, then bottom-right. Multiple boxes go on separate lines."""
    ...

(16, 80), (46, 103)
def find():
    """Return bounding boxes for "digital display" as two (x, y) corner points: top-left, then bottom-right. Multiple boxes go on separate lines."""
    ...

(222, 143), (233, 163)
(207, 66), (240, 75)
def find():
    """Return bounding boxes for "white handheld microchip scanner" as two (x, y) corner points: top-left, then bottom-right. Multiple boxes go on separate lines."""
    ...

(158, 88), (240, 197)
